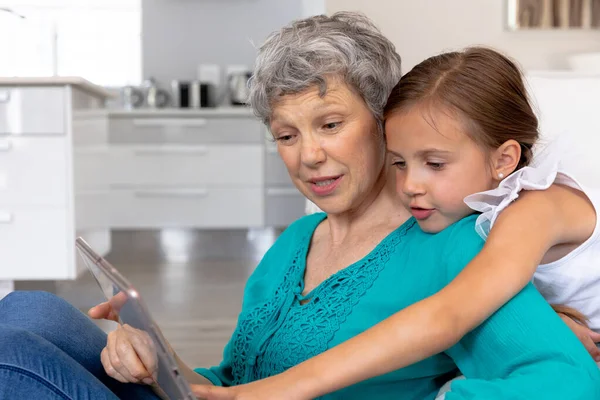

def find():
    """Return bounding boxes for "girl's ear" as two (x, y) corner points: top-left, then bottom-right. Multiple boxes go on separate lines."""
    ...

(491, 139), (521, 181)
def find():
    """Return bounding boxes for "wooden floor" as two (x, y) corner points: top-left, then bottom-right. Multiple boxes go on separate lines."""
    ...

(57, 228), (279, 369)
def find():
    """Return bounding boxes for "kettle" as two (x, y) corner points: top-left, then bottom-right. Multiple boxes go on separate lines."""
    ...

(228, 71), (252, 106)
(143, 77), (170, 108)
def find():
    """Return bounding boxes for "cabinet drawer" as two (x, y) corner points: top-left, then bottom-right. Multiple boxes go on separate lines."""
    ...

(72, 113), (108, 146)
(0, 207), (72, 280)
(110, 187), (264, 229)
(0, 137), (67, 206)
(109, 116), (264, 144)
(109, 144), (263, 187)
(74, 146), (111, 190)
(0, 87), (65, 135)
(76, 191), (111, 230)
(265, 144), (292, 185)
(265, 187), (306, 227)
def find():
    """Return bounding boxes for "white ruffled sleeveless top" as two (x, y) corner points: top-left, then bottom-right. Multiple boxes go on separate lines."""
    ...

(464, 154), (600, 332)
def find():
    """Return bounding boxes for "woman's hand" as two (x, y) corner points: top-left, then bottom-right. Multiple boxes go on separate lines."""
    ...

(88, 292), (128, 322)
(558, 313), (600, 362)
(101, 324), (158, 385)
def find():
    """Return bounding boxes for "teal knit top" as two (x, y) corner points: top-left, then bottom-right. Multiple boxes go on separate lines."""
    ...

(195, 213), (600, 399)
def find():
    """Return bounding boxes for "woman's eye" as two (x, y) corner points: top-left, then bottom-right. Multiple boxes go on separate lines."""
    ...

(276, 134), (296, 144)
(324, 122), (340, 130)
(392, 161), (406, 169)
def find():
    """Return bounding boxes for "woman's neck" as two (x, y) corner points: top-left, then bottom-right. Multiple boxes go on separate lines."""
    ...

(325, 169), (410, 246)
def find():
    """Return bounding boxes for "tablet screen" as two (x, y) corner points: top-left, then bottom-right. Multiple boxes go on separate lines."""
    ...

(75, 239), (195, 400)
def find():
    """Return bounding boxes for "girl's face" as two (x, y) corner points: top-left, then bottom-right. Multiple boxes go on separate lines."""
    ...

(385, 105), (496, 233)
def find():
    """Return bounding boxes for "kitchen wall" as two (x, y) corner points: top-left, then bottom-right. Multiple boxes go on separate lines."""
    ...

(326, 0), (600, 72)
(142, 0), (304, 84)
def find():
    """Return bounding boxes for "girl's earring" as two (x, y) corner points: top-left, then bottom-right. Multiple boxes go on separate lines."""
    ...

(498, 172), (505, 179)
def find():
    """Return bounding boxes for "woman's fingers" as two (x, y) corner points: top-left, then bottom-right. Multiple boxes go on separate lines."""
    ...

(123, 324), (158, 381)
(101, 346), (129, 383)
(88, 302), (115, 321)
(105, 325), (154, 383)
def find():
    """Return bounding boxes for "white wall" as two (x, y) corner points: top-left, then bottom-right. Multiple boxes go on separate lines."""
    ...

(142, 0), (303, 84)
(302, 0), (326, 17)
(326, 0), (600, 73)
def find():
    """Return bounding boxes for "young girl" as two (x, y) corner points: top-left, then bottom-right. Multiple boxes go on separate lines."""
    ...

(193, 47), (600, 400)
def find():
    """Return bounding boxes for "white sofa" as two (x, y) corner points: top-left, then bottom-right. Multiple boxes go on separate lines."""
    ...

(525, 71), (600, 189)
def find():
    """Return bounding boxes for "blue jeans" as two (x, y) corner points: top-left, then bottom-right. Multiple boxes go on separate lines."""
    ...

(0, 291), (160, 400)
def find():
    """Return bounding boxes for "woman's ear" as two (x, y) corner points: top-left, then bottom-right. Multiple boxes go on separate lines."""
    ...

(491, 139), (521, 181)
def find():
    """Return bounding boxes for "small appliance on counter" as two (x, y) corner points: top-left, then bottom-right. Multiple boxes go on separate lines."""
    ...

(228, 71), (252, 106)
(121, 85), (144, 109)
(119, 77), (170, 109)
(171, 80), (216, 108)
(143, 77), (170, 108)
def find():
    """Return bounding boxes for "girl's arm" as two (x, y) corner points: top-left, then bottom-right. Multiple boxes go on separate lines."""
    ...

(192, 184), (595, 400)
(444, 281), (600, 400)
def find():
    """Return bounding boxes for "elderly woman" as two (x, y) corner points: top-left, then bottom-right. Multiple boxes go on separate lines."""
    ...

(0, 12), (598, 400)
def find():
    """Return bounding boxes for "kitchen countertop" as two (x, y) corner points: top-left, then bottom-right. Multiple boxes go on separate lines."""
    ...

(108, 107), (257, 118)
(0, 76), (114, 99)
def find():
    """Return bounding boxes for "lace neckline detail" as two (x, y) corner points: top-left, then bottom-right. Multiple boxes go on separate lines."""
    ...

(295, 215), (417, 303)
(230, 214), (417, 384)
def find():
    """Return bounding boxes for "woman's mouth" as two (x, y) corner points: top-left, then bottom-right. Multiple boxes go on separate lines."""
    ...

(309, 176), (342, 196)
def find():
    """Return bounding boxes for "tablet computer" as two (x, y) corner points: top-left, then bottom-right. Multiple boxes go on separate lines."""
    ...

(75, 237), (196, 400)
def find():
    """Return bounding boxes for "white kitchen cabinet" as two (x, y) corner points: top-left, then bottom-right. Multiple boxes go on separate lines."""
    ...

(0, 136), (67, 206)
(109, 111), (264, 144)
(0, 87), (65, 135)
(106, 110), (267, 229)
(0, 207), (69, 280)
(110, 187), (264, 229)
(264, 142), (306, 227)
(109, 144), (263, 187)
(104, 109), (305, 229)
(0, 78), (113, 280)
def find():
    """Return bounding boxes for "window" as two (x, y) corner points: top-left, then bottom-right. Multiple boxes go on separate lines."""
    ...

(0, 0), (141, 86)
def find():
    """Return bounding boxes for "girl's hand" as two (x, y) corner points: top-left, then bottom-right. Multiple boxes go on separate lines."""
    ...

(191, 374), (309, 400)
(192, 384), (261, 400)
(558, 313), (600, 362)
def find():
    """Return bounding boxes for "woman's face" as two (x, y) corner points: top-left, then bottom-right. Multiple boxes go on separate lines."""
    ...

(270, 79), (387, 215)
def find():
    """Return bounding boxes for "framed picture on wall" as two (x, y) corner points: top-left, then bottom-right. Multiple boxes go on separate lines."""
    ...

(507, 0), (600, 29)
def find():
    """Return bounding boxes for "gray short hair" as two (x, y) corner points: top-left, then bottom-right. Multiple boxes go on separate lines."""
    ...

(249, 12), (402, 131)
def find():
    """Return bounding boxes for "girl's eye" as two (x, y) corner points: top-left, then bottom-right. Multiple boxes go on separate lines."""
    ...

(427, 162), (445, 170)
(392, 160), (406, 169)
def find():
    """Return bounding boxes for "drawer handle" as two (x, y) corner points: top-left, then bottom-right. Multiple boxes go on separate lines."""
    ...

(267, 188), (300, 196)
(133, 146), (208, 156)
(133, 118), (208, 127)
(0, 139), (12, 151)
(134, 189), (209, 198)
(0, 91), (10, 103)
(0, 211), (13, 224)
